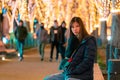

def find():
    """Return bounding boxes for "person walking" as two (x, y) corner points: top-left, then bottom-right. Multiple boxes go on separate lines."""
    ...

(58, 21), (67, 60)
(44, 16), (97, 80)
(36, 23), (48, 61)
(14, 20), (28, 61)
(49, 20), (60, 62)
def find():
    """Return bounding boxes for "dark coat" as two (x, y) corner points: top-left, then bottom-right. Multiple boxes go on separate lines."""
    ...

(65, 36), (97, 80)
(58, 26), (67, 45)
(49, 26), (60, 42)
(15, 26), (28, 42)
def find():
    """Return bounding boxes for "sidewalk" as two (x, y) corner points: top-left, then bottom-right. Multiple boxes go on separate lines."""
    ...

(0, 46), (106, 80)
(0, 47), (61, 80)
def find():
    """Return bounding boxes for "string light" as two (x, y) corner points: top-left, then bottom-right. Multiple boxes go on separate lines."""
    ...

(1, 0), (120, 35)
(99, 17), (107, 21)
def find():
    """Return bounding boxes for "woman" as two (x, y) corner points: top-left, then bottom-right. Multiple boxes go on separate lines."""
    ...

(44, 17), (97, 80)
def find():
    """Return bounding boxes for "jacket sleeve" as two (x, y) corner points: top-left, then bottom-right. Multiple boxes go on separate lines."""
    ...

(67, 37), (97, 74)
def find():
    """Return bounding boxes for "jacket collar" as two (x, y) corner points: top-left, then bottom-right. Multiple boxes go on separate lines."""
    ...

(81, 35), (93, 44)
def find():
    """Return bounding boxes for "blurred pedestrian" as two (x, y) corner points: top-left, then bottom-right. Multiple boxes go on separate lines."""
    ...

(49, 20), (60, 62)
(36, 23), (48, 61)
(58, 21), (67, 60)
(14, 20), (28, 61)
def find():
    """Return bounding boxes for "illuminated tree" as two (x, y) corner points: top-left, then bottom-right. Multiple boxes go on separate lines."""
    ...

(19, 0), (29, 21)
(95, 0), (111, 44)
(110, 0), (120, 48)
(2, 0), (120, 38)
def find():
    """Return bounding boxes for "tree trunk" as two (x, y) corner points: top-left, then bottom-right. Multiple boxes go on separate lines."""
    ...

(110, 14), (120, 48)
(100, 21), (107, 45)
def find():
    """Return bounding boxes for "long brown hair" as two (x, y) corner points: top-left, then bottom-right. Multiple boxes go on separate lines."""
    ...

(69, 17), (89, 41)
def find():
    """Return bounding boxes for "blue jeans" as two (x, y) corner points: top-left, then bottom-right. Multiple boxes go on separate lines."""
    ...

(17, 39), (24, 58)
(38, 42), (45, 59)
(44, 73), (81, 80)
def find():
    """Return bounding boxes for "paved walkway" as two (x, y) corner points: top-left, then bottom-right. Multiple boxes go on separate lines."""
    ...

(0, 46), (105, 80)
(0, 47), (61, 80)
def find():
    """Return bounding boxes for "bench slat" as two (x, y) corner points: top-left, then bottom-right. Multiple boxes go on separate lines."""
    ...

(94, 63), (104, 80)
(5, 49), (16, 53)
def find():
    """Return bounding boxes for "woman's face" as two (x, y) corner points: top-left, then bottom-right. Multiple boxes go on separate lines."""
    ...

(71, 22), (80, 36)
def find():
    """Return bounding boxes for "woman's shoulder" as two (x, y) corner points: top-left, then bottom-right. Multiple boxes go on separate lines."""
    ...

(80, 35), (96, 45)
(84, 35), (96, 41)
(84, 35), (96, 46)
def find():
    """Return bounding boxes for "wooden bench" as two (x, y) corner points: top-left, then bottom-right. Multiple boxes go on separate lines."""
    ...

(0, 40), (16, 60)
(94, 63), (104, 80)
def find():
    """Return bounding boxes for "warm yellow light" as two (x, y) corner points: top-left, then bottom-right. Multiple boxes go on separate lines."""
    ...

(111, 9), (120, 13)
(107, 35), (111, 41)
(99, 18), (107, 21)
(94, 24), (99, 28)
(2, 56), (5, 61)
